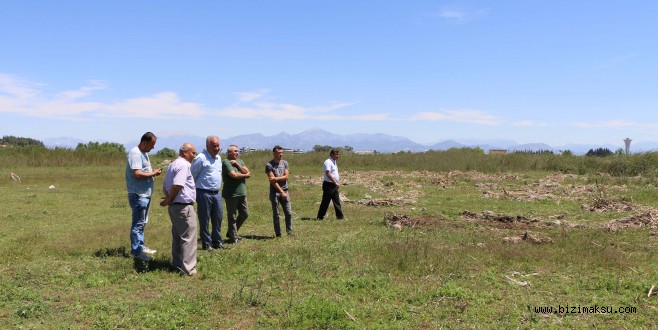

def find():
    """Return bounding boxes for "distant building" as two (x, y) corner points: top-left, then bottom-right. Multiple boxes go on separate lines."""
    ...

(354, 150), (375, 155)
(239, 147), (259, 154)
(488, 149), (507, 155)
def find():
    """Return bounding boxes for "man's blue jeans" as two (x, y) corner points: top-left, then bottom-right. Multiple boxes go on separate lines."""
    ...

(196, 189), (223, 246)
(128, 193), (151, 256)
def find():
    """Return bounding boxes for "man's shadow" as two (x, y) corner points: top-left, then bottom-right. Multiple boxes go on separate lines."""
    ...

(239, 234), (274, 241)
(94, 246), (177, 274)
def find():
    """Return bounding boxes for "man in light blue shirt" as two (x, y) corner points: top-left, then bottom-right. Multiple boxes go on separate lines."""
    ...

(190, 135), (229, 250)
(125, 132), (162, 262)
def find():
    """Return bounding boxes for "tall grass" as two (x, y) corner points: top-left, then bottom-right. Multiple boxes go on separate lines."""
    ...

(0, 146), (125, 168)
(4, 147), (658, 178)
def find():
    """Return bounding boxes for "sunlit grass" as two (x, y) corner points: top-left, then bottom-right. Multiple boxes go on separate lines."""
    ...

(2, 150), (658, 328)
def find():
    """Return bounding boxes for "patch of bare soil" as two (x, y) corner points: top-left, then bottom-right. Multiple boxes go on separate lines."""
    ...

(474, 172), (628, 203)
(460, 210), (580, 229)
(605, 212), (658, 231)
(384, 213), (440, 229)
(581, 198), (638, 212)
(447, 170), (520, 181)
(345, 197), (408, 206)
(338, 170), (454, 206)
(460, 210), (540, 228)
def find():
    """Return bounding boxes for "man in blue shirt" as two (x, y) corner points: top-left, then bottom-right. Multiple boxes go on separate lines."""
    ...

(125, 132), (162, 262)
(191, 135), (229, 250)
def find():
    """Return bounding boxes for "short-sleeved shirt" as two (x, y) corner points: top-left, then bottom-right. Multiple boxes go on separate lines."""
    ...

(265, 159), (289, 194)
(162, 156), (196, 204)
(323, 158), (339, 183)
(125, 146), (154, 196)
(190, 149), (222, 191)
(221, 158), (247, 198)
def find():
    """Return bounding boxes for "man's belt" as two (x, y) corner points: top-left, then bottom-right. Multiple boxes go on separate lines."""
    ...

(198, 188), (219, 195)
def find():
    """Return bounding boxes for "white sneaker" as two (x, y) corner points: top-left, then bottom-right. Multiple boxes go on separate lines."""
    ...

(134, 252), (152, 262)
(142, 247), (157, 255)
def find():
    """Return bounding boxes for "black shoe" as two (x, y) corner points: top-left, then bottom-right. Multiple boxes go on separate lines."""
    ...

(201, 244), (213, 251)
(212, 243), (230, 250)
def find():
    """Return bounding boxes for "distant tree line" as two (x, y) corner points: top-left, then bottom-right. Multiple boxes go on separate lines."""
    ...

(585, 147), (613, 157)
(155, 147), (177, 158)
(312, 145), (354, 153)
(75, 141), (126, 154)
(0, 135), (45, 147)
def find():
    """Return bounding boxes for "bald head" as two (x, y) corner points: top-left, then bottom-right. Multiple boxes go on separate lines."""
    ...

(179, 143), (196, 162)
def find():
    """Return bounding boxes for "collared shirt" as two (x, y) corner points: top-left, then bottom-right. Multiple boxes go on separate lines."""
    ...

(265, 159), (288, 194)
(323, 157), (339, 183)
(190, 149), (222, 190)
(222, 158), (248, 198)
(125, 146), (154, 196)
(162, 156), (196, 204)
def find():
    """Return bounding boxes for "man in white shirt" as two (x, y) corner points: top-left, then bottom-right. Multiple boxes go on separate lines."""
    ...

(316, 149), (344, 220)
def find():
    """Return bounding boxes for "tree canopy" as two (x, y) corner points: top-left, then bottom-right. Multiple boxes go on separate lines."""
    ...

(0, 135), (45, 147)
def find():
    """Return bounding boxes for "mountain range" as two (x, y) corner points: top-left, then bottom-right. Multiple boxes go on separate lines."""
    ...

(43, 128), (657, 155)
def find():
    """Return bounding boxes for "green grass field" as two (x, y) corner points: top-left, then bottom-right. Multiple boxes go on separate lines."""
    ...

(1, 150), (658, 328)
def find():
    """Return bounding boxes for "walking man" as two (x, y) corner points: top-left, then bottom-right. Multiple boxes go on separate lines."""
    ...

(266, 146), (293, 237)
(316, 149), (344, 220)
(222, 145), (251, 244)
(160, 143), (198, 276)
(125, 132), (162, 262)
(191, 135), (228, 250)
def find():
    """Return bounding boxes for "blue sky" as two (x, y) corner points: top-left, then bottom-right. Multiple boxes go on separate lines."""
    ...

(1, 1), (657, 147)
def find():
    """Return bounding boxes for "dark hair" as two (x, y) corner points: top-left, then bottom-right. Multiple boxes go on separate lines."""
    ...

(140, 132), (156, 143)
(273, 145), (283, 152)
(330, 149), (339, 155)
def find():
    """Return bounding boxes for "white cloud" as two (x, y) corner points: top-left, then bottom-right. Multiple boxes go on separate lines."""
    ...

(439, 10), (466, 20)
(0, 75), (205, 120)
(217, 90), (374, 121)
(234, 89), (269, 103)
(512, 120), (548, 127)
(0, 74), (42, 99)
(434, 6), (488, 23)
(56, 80), (106, 101)
(103, 92), (205, 119)
(571, 120), (658, 129)
(408, 109), (501, 125)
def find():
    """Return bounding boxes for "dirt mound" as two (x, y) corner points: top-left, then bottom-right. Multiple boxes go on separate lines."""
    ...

(460, 210), (540, 225)
(581, 198), (637, 212)
(344, 196), (411, 207)
(384, 213), (438, 229)
(459, 210), (580, 228)
(605, 212), (658, 231)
